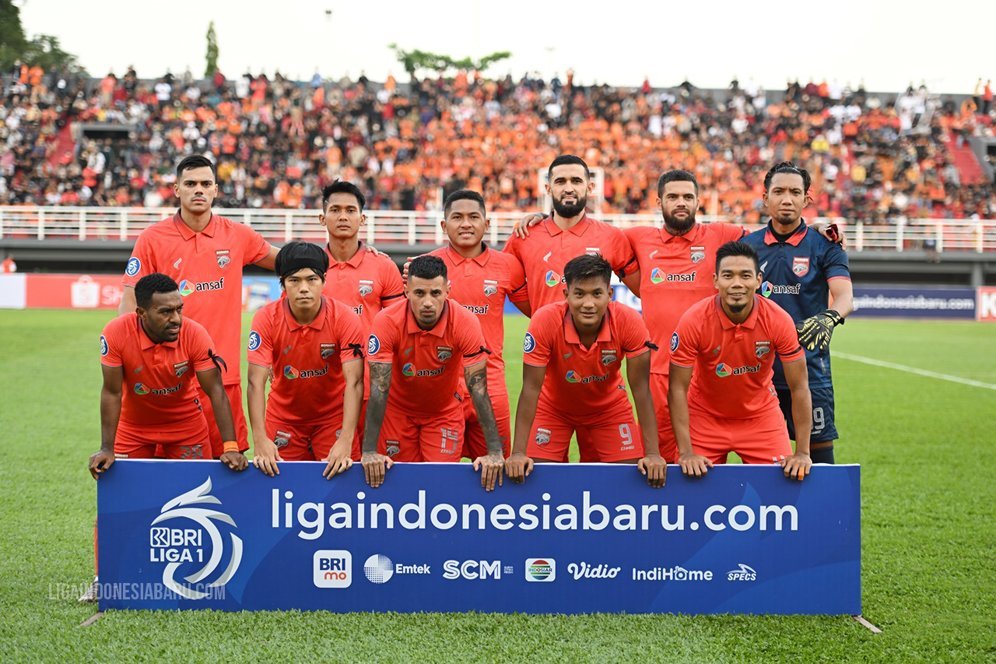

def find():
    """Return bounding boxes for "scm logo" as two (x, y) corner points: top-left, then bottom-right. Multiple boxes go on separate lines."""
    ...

(442, 559), (503, 580)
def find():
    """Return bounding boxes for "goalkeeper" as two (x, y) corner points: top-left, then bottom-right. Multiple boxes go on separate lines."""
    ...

(743, 162), (853, 463)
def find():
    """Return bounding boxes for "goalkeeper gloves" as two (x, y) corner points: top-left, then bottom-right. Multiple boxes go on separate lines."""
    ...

(796, 309), (844, 352)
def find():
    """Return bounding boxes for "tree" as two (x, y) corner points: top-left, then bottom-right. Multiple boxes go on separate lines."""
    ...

(0, 0), (84, 73)
(0, 0), (29, 71)
(388, 43), (511, 81)
(205, 21), (219, 78)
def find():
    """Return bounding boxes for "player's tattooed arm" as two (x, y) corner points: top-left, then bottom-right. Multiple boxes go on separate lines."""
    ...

(467, 362), (504, 491)
(362, 362), (392, 455)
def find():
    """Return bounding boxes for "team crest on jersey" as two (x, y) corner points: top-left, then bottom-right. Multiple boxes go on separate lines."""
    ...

(792, 257), (810, 277)
(274, 430), (292, 448)
(483, 280), (498, 297)
(755, 341), (771, 358)
(584, 247), (601, 257)
(358, 280), (374, 297)
(173, 361), (189, 377)
(690, 246), (705, 263)
(320, 343), (337, 359)
(535, 428), (552, 445)
(216, 249), (231, 269)
(600, 349), (618, 366)
(436, 346), (453, 362)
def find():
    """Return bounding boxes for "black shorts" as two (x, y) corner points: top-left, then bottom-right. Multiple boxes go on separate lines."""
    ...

(775, 385), (838, 443)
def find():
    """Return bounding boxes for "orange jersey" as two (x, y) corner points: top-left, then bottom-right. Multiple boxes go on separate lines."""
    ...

(122, 213), (270, 385)
(523, 301), (652, 416)
(429, 244), (527, 396)
(322, 243), (404, 332)
(247, 296), (365, 424)
(100, 313), (217, 429)
(367, 299), (489, 413)
(504, 215), (637, 312)
(625, 222), (745, 375)
(670, 295), (804, 419)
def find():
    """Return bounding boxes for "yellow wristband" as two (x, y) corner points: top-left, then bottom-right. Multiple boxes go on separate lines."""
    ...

(222, 441), (240, 454)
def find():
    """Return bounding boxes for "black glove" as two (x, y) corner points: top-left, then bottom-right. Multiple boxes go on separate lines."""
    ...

(796, 309), (844, 352)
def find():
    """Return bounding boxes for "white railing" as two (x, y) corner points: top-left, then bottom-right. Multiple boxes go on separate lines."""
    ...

(0, 206), (993, 253)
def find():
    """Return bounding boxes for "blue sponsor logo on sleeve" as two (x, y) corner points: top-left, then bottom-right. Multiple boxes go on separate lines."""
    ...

(523, 332), (536, 353)
(125, 257), (141, 277)
(248, 331), (261, 351)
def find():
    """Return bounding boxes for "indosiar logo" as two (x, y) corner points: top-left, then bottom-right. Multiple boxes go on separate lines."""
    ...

(149, 477), (242, 600)
(525, 558), (556, 582)
(178, 277), (225, 297)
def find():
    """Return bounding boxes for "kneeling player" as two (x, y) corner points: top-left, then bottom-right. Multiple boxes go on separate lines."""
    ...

(247, 242), (365, 479)
(361, 256), (505, 490)
(505, 255), (666, 488)
(89, 273), (248, 474)
(668, 241), (812, 480)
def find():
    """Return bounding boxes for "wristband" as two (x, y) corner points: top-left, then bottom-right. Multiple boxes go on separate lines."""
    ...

(222, 441), (240, 454)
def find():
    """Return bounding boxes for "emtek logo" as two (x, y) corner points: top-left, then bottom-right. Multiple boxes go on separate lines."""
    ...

(525, 558), (556, 582)
(313, 550), (352, 588)
(442, 560), (505, 580)
(727, 564), (757, 581)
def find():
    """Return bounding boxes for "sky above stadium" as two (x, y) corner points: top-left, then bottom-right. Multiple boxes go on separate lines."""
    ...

(18, 0), (993, 94)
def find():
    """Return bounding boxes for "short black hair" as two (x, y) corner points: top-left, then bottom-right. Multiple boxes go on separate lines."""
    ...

(176, 155), (215, 178)
(563, 254), (612, 288)
(715, 241), (760, 273)
(408, 255), (447, 282)
(657, 169), (699, 197)
(135, 273), (179, 309)
(443, 189), (486, 217)
(321, 180), (366, 212)
(275, 241), (329, 283)
(548, 154), (590, 180)
(763, 161), (811, 193)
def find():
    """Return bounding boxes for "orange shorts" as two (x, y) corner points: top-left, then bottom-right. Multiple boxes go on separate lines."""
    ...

(526, 397), (643, 463)
(265, 418), (359, 461)
(689, 406), (792, 465)
(461, 389), (511, 460)
(115, 421), (210, 459)
(378, 405), (464, 462)
(199, 383), (250, 457)
(650, 373), (678, 462)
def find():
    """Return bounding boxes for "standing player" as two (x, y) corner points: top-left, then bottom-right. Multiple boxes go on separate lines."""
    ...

(90, 273), (248, 473)
(361, 256), (505, 491)
(503, 154), (640, 313)
(319, 180), (405, 450)
(119, 155), (278, 458)
(669, 242), (812, 479)
(742, 162), (853, 463)
(623, 170), (746, 462)
(429, 189), (530, 459)
(505, 255), (666, 488)
(246, 243), (365, 479)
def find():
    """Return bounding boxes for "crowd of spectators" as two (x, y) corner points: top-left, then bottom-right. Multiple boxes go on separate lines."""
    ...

(1, 62), (994, 222)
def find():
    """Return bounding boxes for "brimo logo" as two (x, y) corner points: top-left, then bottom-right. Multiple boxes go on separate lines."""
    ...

(150, 477), (243, 600)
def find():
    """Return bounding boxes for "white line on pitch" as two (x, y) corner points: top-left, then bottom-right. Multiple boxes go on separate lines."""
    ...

(835, 352), (996, 391)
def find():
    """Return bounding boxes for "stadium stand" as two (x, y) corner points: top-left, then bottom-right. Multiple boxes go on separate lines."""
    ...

(1, 66), (993, 221)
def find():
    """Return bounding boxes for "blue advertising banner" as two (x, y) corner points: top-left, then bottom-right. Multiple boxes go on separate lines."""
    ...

(98, 462), (860, 615)
(850, 286), (977, 319)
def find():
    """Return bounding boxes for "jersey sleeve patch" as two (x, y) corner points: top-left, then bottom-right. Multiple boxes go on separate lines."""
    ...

(247, 330), (262, 351)
(523, 332), (536, 353)
(670, 332), (679, 353)
(367, 334), (381, 356)
(125, 257), (141, 276)
(99, 335), (109, 356)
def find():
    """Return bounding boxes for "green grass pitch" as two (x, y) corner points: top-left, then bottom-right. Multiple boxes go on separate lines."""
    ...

(0, 310), (993, 661)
